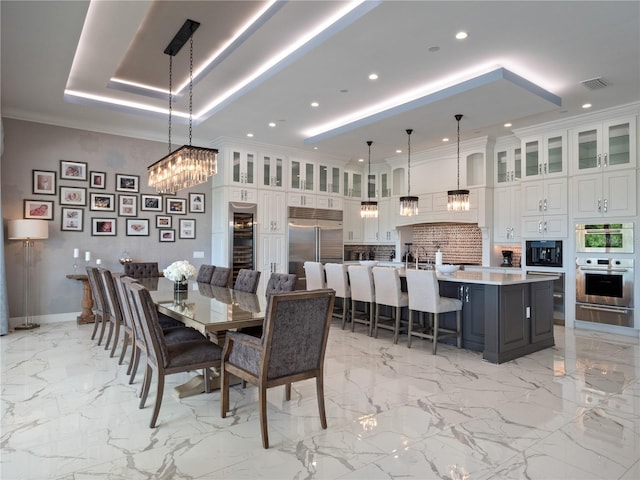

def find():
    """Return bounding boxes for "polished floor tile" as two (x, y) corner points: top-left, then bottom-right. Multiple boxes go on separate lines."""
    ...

(1, 320), (639, 479)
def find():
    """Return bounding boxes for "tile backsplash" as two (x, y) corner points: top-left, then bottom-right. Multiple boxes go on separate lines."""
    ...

(411, 223), (482, 265)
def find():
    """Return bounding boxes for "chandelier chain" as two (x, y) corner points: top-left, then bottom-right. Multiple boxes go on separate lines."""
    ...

(457, 116), (460, 189)
(367, 141), (372, 199)
(168, 55), (172, 153)
(188, 34), (193, 147)
(407, 129), (412, 196)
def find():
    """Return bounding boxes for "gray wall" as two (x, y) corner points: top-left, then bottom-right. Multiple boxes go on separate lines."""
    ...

(1, 118), (213, 319)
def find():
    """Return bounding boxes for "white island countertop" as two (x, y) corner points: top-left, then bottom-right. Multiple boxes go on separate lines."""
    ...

(431, 269), (558, 286)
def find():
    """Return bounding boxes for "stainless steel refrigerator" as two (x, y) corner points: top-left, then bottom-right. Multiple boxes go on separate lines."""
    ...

(288, 208), (343, 290)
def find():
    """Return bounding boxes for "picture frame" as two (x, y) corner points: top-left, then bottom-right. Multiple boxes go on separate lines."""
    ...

(126, 218), (149, 236)
(141, 194), (162, 211)
(90, 192), (115, 211)
(188, 193), (205, 213)
(179, 218), (196, 239)
(32, 170), (56, 195)
(115, 174), (139, 193)
(61, 207), (84, 232)
(89, 171), (106, 189)
(118, 194), (138, 217)
(24, 199), (54, 220)
(91, 217), (116, 236)
(166, 197), (187, 215)
(60, 160), (88, 181)
(59, 186), (87, 206)
(155, 215), (172, 228)
(159, 229), (175, 242)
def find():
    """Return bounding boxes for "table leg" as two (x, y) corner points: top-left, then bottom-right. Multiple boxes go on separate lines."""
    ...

(77, 279), (95, 325)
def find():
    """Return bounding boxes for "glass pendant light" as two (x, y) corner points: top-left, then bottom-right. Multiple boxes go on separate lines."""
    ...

(399, 128), (418, 216)
(361, 140), (378, 218)
(447, 114), (470, 211)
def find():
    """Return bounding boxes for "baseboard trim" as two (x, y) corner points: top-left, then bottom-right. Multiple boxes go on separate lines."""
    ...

(9, 313), (80, 328)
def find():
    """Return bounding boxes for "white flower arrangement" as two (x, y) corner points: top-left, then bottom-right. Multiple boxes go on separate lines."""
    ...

(163, 260), (197, 283)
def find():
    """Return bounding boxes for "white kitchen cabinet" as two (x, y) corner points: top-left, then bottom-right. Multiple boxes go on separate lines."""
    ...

(318, 163), (341, 195)
(572, 169), (637, 218)
(378, 199), (397, 243)
(259, 234), (285, 276)
(258, 190), (285, 234)
(343, 199), (363, 243)
(260, 153), (285, 189)
(316, 195), (342, 210)
(230, 149), (257, 186)
(462, 151), (486, 187)
(362, 213), (379, 243)
(521, 178), (567, 216)
(571, 117), (636, 175)
(229, 186), (257, 203)
(521, 131), (566, 180)
(521, 215), (568, 238)
(287, 192), (316, 208)
(493, 185), (521, 242)
(343, 170), (363, 198)
(494, 140), (521, 185)
(289, 159), (315, 191)
(378, 171), (391, 198)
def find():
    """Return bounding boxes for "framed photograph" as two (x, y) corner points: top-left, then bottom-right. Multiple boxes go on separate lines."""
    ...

(60, 160), (88, 181)
(89, 171), (106, 189)
(159, 229), (175, 242)
(156, 215), (172, 228)
(90, 192), (115, 211)
(141, 194), (162, 211)
(166, 197), (187, 215)
(126, 218), (149, 236)
(179, 218), (196, 239)
(24, 199), (54, 220)
(32, 170), (56, 195)
(118, 194), (138, 217)
(91, 217), (116, 236)
(60, 186), (87, 206)
(61, 207), (84, 231)
(189, 193), (205, 213)
(115, 174), (139, 193)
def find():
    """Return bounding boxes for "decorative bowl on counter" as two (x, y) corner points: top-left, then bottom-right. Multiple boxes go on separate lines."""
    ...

(359, 260), (379, 267)
(436, 264), (459, 274)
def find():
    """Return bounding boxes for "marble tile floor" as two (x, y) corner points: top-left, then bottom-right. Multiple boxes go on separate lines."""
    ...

(1, 319), (639, 480)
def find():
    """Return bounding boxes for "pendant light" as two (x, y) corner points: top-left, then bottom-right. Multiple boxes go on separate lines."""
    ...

(447, 114), (470, 211)
(361, 140), (378, 218)
(399, 128), (419, 216)
(148, 19), (218, 194)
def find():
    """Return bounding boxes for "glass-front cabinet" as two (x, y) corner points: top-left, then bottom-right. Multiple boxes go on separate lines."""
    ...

(344, 170), (363, 198)
(289, 159), (315, 191)
(231, 149), (256, 186)
(318, 163), (341, 195)
(521, 132), (566, 180)
(261, 154), (285, 189)
(494, 139), (522, 185)
(572, 117), (636, 174)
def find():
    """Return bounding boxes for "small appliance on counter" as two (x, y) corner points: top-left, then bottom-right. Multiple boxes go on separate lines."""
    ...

(526, 240), (562, 267)
(402, 243), (414, 263)
(501, 250), (514, 267)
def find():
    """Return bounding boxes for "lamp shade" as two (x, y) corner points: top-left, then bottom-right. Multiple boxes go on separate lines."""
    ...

(8, 219), (49, 240)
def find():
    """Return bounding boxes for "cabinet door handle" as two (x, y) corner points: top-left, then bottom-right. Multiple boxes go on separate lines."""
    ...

(597, 199), (602, 212)
(603, 198), (608, 212)
(538, 200), (543, 212)
(506, 227), (511, 238)
(510, 227), (515, 238)
(543, 198), (548, 211)
(544, 162), (547, 175)
(538, 164), (542, 175)
(459, 285), (464, 300)
(603, 153), (608, 167)
(538, 221), (543, 234)
(544, 221), (548, 232)
(465, 286), (469, 303)
(597, 154), (601, 168)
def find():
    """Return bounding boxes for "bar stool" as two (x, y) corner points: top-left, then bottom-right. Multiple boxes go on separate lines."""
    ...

(324, 263), (351, 329)
(405, 269), (462, 354)
(304, 261), (326, 290)
(347, 265), (375, 336)
(372, 267), (408, 344)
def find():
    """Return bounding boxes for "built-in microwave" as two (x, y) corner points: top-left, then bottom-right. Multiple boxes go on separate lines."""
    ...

(576, 223), (634, 254)
(526, 240), (563, 267)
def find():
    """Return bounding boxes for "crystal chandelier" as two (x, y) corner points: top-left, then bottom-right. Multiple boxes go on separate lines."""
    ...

(148, 19), (217, 194)
(447, 114), (470, 211)
(361, 140), (378, 218)
(399, 128), (418, 216)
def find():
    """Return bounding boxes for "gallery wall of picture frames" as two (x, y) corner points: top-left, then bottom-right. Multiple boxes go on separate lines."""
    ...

(26, 161), (206, 240)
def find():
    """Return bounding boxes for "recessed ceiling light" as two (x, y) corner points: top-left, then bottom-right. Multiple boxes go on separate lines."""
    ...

(268, 122), (276, 127)
(582, 103), (592, 109)
(442, 137), (449, 142)
(311, 101), (319, 108)
(368, 73), (378, 80)
(504, 122), (512, 128)
(313, 146), (318, 150)
(358, 158), (364, 162)
(246, 133), (254, 137)
(396, 149), (402, 154)
(455, 31), (468, 40)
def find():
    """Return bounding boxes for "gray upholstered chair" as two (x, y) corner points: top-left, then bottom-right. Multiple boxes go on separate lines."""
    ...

(405, 269), (462, 354)
(128, 282), (223, 428)
(86, 266), (109, 345)
(99, 269), (129, 359)
(210, 266), (232, 287)
(264, 273), (297, 299)
(124, 262), (159, 278)
(347, 265), (375, 336)
(324, 263), (351, 329)
(303, 261), (326, 290)
(372, 267), (408, 344)
(220, 289), (336, 448)
(234, 269), (261, 293)
(196, 264), (216, 283)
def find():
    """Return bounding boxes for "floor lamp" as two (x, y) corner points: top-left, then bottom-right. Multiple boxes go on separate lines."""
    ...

(7, 219), (48, 330)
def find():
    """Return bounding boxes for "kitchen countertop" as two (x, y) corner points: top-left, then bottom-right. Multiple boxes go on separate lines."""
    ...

(432, 269), (558, 285)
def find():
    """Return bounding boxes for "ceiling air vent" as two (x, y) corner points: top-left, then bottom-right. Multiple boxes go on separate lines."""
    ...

(581, 77), (609, 90)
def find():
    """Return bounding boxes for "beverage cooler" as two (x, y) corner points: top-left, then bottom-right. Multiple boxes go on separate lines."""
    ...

(229, 203), (256, 285)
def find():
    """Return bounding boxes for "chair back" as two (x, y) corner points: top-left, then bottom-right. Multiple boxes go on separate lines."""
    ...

(261, 289), (335, 380)
(114, 276), (138, 338)
(405, 269), (440, 313)
(234, 269), (261, 293)
(99, 268), (123, 325)
(303, 261), (326, 290)
(128, 283), (169, 368)
(210, 267), (232, 287)
(86, 266), (108, 316)
(347, 265), (375, 303)
(372, 267), (405, 307)
(324, 263), (350, 299)
(120, 276), (146, 347)
(124, 262), (159, 278)
(196, 264), (216, 283)
(265, 273), (297, 299)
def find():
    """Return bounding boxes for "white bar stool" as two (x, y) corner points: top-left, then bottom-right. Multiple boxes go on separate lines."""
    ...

(347, 265), (375, 336)
(372, 267), (408, 344)
(324, 263), (351, 329)
(405, 269), (462, 354)
(304, 261), (326, 290)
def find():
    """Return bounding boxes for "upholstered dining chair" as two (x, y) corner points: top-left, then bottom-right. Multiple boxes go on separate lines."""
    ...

(210, 266), (232, 287)
(124, 262), (159, 278)
(220, 289), (336, 449)
(372, 267), (408, 344)
(405, 269), (462, 354)
(303, 261), (326, 290)
(323, 263), (351, 329)
(264, 272), (297, 299)
(234, 269), (261, 294)
(99, 268), (130, 360)
(347, 265), (376, 336)
(196, 264), (216, 283)
(86, 266), (109, 345)
(128, 282), (223, 428)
